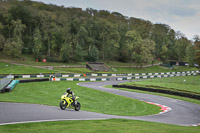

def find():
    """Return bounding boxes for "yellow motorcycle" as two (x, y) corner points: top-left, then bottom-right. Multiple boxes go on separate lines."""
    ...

(60, 93), (81, 111)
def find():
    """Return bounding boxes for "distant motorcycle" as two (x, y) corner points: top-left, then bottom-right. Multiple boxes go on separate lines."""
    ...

(59, 93), (81, 111)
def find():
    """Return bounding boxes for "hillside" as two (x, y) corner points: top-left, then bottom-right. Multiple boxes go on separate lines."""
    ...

(0, 0), (199, 66)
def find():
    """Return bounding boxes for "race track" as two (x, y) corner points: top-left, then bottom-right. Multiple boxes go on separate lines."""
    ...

(0, 80), (200, 126)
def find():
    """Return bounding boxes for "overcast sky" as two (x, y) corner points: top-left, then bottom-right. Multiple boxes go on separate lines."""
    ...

(32, 0), (200, 40)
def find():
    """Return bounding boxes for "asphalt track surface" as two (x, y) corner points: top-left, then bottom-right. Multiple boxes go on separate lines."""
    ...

(0, 79), (200, 126)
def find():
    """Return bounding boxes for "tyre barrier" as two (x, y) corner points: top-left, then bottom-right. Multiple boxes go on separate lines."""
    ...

(3, 80), (19, 92)
(112, 85), (200, 100)
(19, 78), (50, 83)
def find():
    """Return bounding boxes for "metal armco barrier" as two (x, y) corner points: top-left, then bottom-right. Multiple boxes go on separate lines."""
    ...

(116, 72), (199, 81)
(0, 70), (199, 79)
(50, 78), (109, 81)
(90, 71), (200, 77)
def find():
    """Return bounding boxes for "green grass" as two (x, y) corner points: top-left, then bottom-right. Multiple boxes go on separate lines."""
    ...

(107, 85), (200, 105)
(1, 52), (198, 74)
(0, 57), (199, 74)
(123, 76), (200, 94)
(0, 63), (197, 75)
(0, 53), (86, 66)
(21, 61), (86, 66)
(106, 76), (200, 104)
(0, 62), (57, 74)
(0, 119), (199, 133)
(106, 60), (161, 66)
(0, 81), (161, 116)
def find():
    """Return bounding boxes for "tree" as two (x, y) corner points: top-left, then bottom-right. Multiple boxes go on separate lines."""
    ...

(174, 37), (190, 62)
(151, 24), (172, 62)
(87, 45), (99, 62)
(60, 42), (72, 63)
(40, 14), (52, 57)
(186, 44), (195, 66)
(97, 18), (119, 61)
(167, 29), (176, 60)
(0, 22), (5, 50)
(33, 28), (42, 60)
(160, 45), (168, 62)
(116, 22), (129, 62)
(0, 34), (5, 51)
(129, 17), (153, 39)
(125, 30), (142, 67)
(77, 24), (94, 54)
(49, 23), (65, 57)
(193, 35), (200, 67)
(4, 19), (25, 57)
(0, 0), (194, 64)
(74, 43), (84, 62)
(141, 39), (156, 66)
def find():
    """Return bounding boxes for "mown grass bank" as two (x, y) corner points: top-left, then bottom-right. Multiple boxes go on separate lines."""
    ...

(108, 76), (200, 104)
(0, 62), (56, 74)
(0, 119), (199, 133)
(0, 53), (85, 66)
(0, 81), (161, 116)
(121, 76), (200, 94)
(1, 61), (198, 75)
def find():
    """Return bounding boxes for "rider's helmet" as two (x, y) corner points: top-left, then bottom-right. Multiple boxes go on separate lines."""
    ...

(66, 88), (71, 93)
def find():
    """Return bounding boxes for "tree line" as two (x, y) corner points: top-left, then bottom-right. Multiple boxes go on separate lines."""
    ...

(0, 0), (199, 67)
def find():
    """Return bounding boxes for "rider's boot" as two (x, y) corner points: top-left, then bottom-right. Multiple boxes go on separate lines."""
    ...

(71, 99), (76, 106)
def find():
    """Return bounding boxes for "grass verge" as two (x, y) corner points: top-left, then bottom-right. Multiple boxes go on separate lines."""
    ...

(0, 81), (161, 116)
(107, 86), (200, 105)
(106, 76), (200, 104)
(121, 76), (200, 94)
(0, 119), (199, 133)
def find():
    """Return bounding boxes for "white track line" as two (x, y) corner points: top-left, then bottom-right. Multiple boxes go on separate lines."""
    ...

(0, 118), (109, 126)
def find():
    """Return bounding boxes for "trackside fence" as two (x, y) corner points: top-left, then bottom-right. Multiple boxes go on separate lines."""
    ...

(0, 70), (199, 79)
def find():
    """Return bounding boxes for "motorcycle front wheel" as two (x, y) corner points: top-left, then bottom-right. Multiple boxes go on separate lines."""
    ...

(60, 101), (67, 110)
(75, 102), (81, 111)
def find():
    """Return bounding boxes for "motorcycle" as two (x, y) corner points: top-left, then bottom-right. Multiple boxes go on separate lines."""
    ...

(59, 93), (81, 111)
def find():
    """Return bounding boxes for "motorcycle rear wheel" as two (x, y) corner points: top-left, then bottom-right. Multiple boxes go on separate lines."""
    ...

(75, 102), (81, 111)
(60, 101), (67, 110)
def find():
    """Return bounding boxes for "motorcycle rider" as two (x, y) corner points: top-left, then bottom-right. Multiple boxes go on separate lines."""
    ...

(66, 88), (76, 106)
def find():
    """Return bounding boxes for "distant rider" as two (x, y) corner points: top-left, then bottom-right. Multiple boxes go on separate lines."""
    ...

(66, 88), (76, 106)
